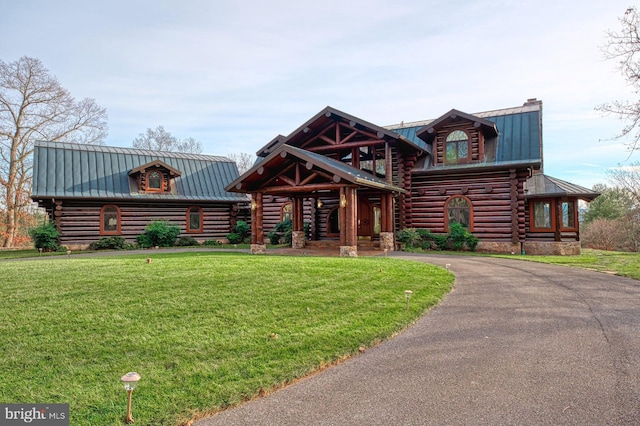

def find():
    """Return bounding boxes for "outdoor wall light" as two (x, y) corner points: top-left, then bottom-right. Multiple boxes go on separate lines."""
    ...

(251, 199), (257, 210)
(120, 372), (141, 424)
(340, 194), (347, 208)
(316, 199), (323, 209)
(404, 290), (413, 310)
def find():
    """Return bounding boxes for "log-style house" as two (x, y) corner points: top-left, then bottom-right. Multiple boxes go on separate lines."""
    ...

(31, 141), (248, 249)
(227, 99), (599, 256)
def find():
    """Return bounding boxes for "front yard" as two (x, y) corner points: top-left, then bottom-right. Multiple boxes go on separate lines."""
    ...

(0, 252), (453, 425)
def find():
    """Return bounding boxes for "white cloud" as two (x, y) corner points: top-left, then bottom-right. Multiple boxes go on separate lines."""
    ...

(1, 0), (637, 188)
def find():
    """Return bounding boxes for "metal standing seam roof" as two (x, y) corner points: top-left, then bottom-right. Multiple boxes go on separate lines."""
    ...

(385, 103), (542, 166)
(32, 141), (248, 202)
(525, 174), (599, 200)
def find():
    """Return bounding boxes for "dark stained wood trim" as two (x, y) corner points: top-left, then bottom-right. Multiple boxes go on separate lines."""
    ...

(308, 139), (386, 153)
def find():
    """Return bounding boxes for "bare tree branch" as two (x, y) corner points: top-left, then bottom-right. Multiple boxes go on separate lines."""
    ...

(0, 56), (108, 247)
(132, 126), (203, 154)
(597, 7), (640, 153)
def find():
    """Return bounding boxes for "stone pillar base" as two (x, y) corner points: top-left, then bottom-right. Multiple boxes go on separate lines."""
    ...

(250, 244), (267, 254)
(340, 246), (358, 257)
(380, 232), (395, 252)
(292, 231), (306, 249)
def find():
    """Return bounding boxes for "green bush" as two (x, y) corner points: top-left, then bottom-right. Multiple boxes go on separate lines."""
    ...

(29, 223), (60, 251)
(396, 225), (479, 252)
(235, 221), (250, 242)
(448, 223), (467, 251)
(175, 236), (200, 247)
(433, 234), (449, 250)
(136, 221), (180, 248)
(203, 239), (222, 246)
(396, 228), (421, 248)
(227, 221), (251, 244)
(88, 236), (130, 250)
(226, 232), (242, 244)
(267, 231), (281, 245)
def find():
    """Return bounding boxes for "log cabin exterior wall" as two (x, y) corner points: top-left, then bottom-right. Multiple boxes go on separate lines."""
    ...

(43, 199), (237, 248)
(410, 168), (529, 241)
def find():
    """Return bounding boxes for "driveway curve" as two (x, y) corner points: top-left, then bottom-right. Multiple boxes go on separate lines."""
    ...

(195, 254), (640, 426)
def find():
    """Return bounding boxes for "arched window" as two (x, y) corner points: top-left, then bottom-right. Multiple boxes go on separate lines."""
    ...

(445, 130), (470, 164)
(186, 206), (203, 233)
(147, 171), (162, 190)
(281, 202), (293, 222)
(445, 196), (473, 231)
(100, 205), (121, 235)
(327, 207), (340, 236)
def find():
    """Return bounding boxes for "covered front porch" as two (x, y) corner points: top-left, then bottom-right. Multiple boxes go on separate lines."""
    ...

(226, 144), (405, 257)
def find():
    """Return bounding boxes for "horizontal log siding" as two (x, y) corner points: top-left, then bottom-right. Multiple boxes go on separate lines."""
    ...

(261, 195), (314, 237)
(410, 169), (527, 241)
(55, 201), (235, 246)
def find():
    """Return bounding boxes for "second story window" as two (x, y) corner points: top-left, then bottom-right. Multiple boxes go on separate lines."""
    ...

(445, 130), (470, 164)
(147, 171), (162, 190)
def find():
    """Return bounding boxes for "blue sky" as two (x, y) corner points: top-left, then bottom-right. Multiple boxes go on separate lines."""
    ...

(1, 0), (637, 189)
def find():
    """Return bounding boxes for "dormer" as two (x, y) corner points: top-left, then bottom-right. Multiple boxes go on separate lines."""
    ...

(128, 160), (181, 193)
(416, 109), (498, 166)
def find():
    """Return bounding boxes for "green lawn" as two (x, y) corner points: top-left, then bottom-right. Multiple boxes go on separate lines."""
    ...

(0, 252), (453, 425)
(496, 249), (640, 280)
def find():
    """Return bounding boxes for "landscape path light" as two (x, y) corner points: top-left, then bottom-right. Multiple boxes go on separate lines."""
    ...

(120, 371), (141, 424)
(404, 290), (413, 310)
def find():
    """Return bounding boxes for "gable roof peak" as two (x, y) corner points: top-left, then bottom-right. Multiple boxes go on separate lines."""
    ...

(415, 108), (498, 141)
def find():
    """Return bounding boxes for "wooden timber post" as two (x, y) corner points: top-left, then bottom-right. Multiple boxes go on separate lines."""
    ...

(379, 192), (396, 252)
(339, 186), (358, 256)
(291, 196), (305, 249)
(250, 192), (266, 254)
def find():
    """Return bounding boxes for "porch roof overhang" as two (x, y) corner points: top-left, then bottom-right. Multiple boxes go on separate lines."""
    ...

(226, 144), (406, 195)
(525, 174), (600, 201)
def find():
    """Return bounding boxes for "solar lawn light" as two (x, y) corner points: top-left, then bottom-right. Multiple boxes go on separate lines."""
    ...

(120, 372), (141, 424)
(404, 290), (413, 310)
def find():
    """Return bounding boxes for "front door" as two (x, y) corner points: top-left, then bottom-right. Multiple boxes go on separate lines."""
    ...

(358, 197), (372, 240)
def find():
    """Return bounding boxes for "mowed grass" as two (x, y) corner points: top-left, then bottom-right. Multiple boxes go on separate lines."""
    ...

(0, 252), (453, 425)
(496, 249), (640, 280)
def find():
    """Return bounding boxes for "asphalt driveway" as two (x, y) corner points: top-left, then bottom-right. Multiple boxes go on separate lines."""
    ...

(195, 254), (640, 426)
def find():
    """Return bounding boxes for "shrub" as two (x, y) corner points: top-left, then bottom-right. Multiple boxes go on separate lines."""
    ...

(267, 231), (281, 245)
(226, 232), (242, 244)
(433, 234), (449, 250)
(29, 223), (60, 251)
(396, 228), (421, 248)
(235, 221), (250, 242)
(136, 221), (180, 248)
(446, 223), (479, 252)
(88, 236), (130, 250)
(175, 236), (200, 247)
(203, 239), (222, 247)
(448, 223), (467, 251)
(396, 225), (479, 252)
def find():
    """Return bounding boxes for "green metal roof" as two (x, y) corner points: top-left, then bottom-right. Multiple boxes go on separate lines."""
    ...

(525, 174), (599, 200)
(387, 103), (542, 166)
(32, 141), (248, 202)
